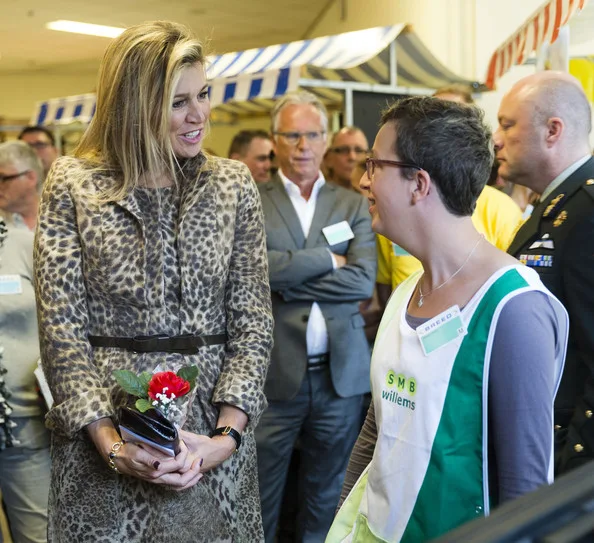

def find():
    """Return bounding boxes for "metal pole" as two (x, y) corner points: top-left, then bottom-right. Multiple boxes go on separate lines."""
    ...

(344, 87), (353, 126)
(299, 78), (434, 96)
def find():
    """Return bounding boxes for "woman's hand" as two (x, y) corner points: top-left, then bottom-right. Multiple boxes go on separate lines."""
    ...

(139, 440), (204, 491)
(87, 418), (203, 491)
(179, 429), (236, 472)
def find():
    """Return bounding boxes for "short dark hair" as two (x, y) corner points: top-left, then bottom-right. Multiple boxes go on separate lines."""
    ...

(433, 84), (475, 105)
(18, 125), (56, 146)
(228, 130), (271, 158)
(380, 96), (493, 216)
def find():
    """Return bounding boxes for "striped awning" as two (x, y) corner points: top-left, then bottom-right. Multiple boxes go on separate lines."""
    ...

(209, 24), (480, 117)
(32, 25), (480, 126)
(485, 0), (589, 89)
(32, 93), (96, 126)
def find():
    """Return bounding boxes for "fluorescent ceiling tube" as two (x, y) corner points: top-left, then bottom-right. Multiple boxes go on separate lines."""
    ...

(46, 20), (125, 38)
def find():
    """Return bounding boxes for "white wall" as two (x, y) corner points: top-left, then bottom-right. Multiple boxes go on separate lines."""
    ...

(0, 72), (97, 124)
(474, 0), (544, 77)
(472, 0), (543, 130)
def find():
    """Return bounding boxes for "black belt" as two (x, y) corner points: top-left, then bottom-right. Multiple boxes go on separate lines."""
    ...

(88, 333), (227, 355)
(307, 352), (329, 370)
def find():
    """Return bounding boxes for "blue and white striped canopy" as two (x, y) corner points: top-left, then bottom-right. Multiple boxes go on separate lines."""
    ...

(31, 25), (479, 125)
(33, 92), (96, 126)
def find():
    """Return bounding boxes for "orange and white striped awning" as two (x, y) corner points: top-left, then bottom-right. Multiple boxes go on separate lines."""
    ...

(485, 0), (589, 89)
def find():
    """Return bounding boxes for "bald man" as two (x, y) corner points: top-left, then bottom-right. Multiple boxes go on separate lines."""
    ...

(498, 72), (594, 474)
(324, 127), (369, 189)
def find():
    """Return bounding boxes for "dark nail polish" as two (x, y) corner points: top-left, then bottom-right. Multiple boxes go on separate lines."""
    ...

(153, 461), (160, 470)
(200, 458), (204, 467)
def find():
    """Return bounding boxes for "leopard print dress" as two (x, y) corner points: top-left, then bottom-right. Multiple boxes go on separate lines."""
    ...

(34, 154), (273, 542)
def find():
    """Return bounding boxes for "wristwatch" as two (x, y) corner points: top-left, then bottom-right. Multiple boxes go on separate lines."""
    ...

(212, 425), (241, 451)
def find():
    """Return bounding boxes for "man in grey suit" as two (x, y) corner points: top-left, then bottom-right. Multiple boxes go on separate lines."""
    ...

(255, 91), (376, 542)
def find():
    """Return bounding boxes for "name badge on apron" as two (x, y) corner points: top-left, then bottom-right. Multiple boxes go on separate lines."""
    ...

(322, 221), (354, 246)
(416, 305), (467, 356)
(0, 275), (23, 295)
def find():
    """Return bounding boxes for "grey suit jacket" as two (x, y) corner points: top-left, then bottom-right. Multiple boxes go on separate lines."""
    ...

(259, 174), (376, 401)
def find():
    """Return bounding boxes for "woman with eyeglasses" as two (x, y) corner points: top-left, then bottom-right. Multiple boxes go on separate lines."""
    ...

(326, 97), (568, 542)
(34, 21), (272, 541)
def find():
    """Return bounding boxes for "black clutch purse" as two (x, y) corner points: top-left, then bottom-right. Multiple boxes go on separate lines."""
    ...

(118, 406), (181, 457)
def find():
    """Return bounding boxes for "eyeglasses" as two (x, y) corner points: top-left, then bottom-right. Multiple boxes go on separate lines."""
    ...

(331, 146), (369, 156)
(274, 131), (326, 146)
(0, 170), (31, 183)
(26, 142), (53, 150)
(365, 158), (421, 180)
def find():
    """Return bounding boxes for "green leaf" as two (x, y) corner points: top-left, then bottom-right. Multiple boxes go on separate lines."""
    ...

(135, 398), (154, 413)
(112, 370), (148, 398)
(177, 365), (199, 391)
(138, 372), (152, 390)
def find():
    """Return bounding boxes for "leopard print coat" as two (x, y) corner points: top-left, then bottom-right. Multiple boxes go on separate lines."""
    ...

(34, 154), (273, 542)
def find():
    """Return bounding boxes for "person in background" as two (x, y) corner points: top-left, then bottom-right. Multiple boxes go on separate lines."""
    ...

(343, 158), (382, 343)
(437, 85), (539, 218)
(432, 82), (475, 104)
(18, 126), (59, 179)
(0, 141), (43, 230)
(324, 127), (369, 190)
(500, 72), (594, 475)
(0, 212), (51, 543)
(228, 129), (274, 183)
(349, 160), (367, 194)
(256, 91), (376, 542)
(375, 85), (523, 309)
(34, 21), (272, 541)
(328, 96), (568, 543)
(487, 159), (506, 190)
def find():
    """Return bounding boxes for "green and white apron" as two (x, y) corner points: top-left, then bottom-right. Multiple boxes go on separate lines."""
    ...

(327, 265), (568, 543)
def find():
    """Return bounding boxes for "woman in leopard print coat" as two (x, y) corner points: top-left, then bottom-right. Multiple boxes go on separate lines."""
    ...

(34, 21), (273, 542)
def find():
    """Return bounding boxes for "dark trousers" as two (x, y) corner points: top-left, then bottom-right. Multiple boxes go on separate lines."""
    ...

(255, 367), (363, 543)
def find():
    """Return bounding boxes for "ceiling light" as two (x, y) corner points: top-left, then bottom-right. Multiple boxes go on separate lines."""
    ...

(46, 20), (125, 38)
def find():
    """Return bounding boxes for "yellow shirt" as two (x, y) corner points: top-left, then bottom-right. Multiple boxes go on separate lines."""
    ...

(377, 185), (523, 289)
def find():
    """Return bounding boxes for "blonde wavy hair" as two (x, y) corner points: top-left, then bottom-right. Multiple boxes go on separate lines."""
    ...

(75, 21), (206, 201)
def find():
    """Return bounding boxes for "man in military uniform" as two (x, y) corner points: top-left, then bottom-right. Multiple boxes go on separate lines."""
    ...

(496, 71), (594, 474)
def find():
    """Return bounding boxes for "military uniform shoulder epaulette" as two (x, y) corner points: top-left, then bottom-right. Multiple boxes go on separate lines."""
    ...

(581, 178), (594, 202)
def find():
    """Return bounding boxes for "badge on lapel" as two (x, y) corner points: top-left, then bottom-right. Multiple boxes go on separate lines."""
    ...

(553, 211), (568, 227)
(529, 233), (554, 250)
(519, 254), (553, 267)
(0, 275), (23, 295)
(543, 194), (565, 218)
(322, 221), (354, 246)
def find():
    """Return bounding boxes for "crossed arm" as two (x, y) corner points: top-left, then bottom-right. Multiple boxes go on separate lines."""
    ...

(275, 198), (376, 303)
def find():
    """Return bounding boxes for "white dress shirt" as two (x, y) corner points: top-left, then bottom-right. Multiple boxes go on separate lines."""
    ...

(279, 169), (332, 356)
(540, 155), (591, 202)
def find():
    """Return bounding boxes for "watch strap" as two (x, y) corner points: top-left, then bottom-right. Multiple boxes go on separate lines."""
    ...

(212, 425), (241, 451)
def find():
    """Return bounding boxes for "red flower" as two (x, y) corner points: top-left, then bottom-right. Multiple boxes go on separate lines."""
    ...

(148, 371), (190, 400)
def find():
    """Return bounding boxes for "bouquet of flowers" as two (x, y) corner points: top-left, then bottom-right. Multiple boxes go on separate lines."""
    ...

(113, 365), (198, 456)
